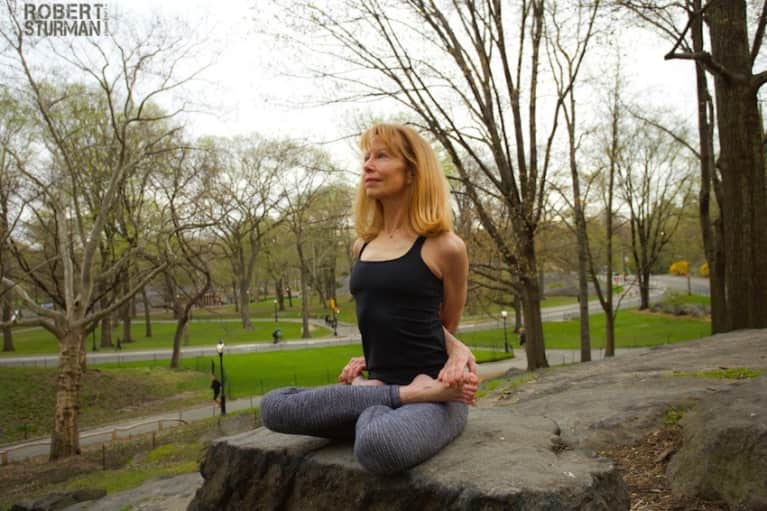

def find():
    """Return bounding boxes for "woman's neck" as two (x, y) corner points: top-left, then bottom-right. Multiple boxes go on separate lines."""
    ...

(379, 197), (412, 239)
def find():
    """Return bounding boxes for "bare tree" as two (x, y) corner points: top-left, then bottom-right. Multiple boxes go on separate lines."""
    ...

(620, 0), (767, 330)
(154, 147), (215, 369)
(618, 121), (695, 309)
(0, 8), (203, 459)
(546, 0), (601, 362)
(288, 0), (607, 369)
(204, 136), (288, 330)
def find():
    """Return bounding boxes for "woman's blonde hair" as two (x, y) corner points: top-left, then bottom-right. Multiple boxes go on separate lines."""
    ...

(354, 123), (453, 240)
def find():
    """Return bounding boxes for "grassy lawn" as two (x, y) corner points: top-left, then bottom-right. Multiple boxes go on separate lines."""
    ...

(1, 320), (331, 357)
(460, 309), (711, 350)
(0, 367), (209, 444)
(95, 345), (513, 397)
(150, 295), (360, 324)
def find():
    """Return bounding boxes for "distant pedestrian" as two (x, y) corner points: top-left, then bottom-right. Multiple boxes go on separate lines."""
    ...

(519, 328), (526, 346)
(272, 328), (282, 344)
(211, 374), (222, 406)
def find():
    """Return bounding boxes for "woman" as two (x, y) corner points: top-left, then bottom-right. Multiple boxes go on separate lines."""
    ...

(260, 123), (478, 475)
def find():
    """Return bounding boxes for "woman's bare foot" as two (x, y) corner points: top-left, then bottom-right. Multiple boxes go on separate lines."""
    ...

(400, 374), (478, 405)
(351, 375), (385, 386)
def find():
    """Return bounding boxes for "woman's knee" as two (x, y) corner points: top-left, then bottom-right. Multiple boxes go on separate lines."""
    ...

(259, 387), (298, 431)
(354, 405), (408, 475)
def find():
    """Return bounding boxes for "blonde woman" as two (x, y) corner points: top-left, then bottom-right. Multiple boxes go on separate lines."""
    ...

(261, 123), (478, 475)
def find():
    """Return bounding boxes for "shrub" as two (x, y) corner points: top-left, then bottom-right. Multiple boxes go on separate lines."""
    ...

(699, 261), (709, 277)
(669, 260), (690, 276)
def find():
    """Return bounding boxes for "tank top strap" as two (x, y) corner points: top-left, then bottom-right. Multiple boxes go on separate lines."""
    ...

(358, 240), (370, 258)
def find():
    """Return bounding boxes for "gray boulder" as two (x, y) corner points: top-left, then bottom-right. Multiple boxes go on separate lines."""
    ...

(189, 409), (629, 510)
(667, 376), (767, 510)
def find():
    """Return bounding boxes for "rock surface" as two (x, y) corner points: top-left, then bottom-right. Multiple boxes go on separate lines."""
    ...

(190, 409), (628, 510)
(189, 329), (767, 511)
(60, 473), (202, 511)
(667, 375), (767, 510)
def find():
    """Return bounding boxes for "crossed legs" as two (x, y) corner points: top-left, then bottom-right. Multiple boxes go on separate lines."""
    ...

(260, 375), (474, 475)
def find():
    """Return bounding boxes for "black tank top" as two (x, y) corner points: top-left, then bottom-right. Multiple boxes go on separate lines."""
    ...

(349, 235), (447, 385)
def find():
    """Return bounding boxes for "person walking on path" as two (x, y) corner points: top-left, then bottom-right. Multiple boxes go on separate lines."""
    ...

(261, 123), (478, 475)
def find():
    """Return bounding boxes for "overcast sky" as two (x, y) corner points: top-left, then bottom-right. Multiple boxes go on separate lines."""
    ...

(74, 0), (699, 171)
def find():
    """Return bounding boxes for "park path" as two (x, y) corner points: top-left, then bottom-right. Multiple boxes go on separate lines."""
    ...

(0, 346), (651, 464)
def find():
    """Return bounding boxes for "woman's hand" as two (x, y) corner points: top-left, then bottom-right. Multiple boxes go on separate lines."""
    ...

(438, 336), (478, 388)
(338, 356), (367, 384)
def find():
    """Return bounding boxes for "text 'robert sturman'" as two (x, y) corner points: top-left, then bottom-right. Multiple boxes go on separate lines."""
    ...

(21, 2), (108, 37)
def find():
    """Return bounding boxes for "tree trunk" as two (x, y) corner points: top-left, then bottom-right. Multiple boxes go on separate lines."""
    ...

(300, 265), (311, 339)
(513, 295), (522, 333)
(232, 279), (238, 313)
(276, 277), (285, 311)
(639, 270), (651, 309)
(49, 329), (83, 460)
(99, 297), (112, 348)
(710, 220), (727, 331)
(708, 0), (767, 329)
(519, 241), (548, 370)
(238, 278), (252, 330)
(141, 286), (152, 338)
(122, 275), (133, 343)
(691, 0), (727, 334)
(2, 300), (13, 352)
(605, 311), (615, 358)
(170, 314), (189, 369)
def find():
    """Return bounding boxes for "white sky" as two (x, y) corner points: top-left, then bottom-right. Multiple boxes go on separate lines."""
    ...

(27, 0), (701, 173)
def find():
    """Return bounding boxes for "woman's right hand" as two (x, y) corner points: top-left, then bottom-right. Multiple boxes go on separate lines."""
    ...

(338, 356), (367, 384)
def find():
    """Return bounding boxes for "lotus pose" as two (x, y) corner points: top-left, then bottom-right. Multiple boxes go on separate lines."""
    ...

(260, 123), (478, 475)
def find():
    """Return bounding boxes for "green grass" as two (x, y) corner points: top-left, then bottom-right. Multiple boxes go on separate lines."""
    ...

(460, 309), (711, 350)
(673, 367), (762, 379)
(95, 345), (513, 397)
(1, 320), (331, 356)
(476, 372), (538, 400)
(150, 295), (360, 324)
(0, 367), (209, 444)
(663, 406), (686, 426)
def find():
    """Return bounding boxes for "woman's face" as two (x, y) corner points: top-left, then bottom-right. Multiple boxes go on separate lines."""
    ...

(362, 138), (412, 200)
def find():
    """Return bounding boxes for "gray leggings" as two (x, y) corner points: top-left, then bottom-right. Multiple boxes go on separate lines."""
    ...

(260, 384), (468, 475)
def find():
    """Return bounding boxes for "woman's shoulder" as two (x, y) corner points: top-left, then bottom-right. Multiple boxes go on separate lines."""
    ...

(352, 238), (366, 258)
(426, 231), (466, 255)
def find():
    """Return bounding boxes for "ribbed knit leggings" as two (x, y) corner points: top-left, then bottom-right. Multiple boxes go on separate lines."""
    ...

(260, 384), (468, 475)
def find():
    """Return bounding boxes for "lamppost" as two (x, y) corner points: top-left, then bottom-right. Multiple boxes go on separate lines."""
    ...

(216, 339), (226, 415)
(273, 299), (278, 322)
(501, 310), (509, 353)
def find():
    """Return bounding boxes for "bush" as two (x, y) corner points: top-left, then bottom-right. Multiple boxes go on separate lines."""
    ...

(699, 261), (709, 277)
(669, 260), (690, 276)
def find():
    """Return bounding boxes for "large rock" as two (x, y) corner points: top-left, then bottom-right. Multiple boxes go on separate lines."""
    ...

(667, 376), (767, 510)
(189, 408), (629, 510)
(189, 329), (767, 510)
